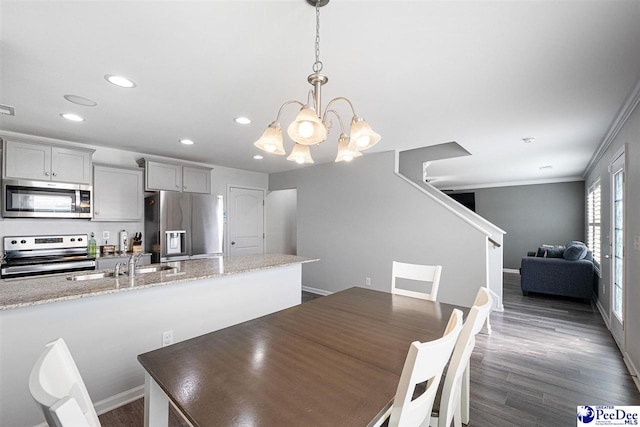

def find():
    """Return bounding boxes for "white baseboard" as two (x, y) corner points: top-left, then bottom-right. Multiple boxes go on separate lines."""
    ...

(503, 268), (520, 274)
(594, 299), (639, 392)
(302, 286), (333, 296)
(595, 298), (611, 330)
(94, 385), (144, 415)
(623, 352), (640, 392)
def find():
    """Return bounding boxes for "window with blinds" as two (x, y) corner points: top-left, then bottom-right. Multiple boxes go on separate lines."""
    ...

(587, 180), (601, 265)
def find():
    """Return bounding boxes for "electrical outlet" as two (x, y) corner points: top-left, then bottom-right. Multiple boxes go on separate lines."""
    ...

(102, 231), (110, 241)
(162, 330), (173, 347)
(365, 277), (371, 286)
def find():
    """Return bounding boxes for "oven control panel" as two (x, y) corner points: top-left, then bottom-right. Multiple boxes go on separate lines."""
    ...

(4, 234), (88, 251)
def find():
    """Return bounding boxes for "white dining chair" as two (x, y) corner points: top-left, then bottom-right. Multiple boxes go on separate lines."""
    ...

(430, 287), (493, 427)
(385, 308), (463, 427)
(392, 261), (443, 301)
(29, 338), (101, 427)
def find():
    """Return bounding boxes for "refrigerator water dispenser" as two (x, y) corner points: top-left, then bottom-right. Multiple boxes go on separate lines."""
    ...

(165, 230), (186, 255)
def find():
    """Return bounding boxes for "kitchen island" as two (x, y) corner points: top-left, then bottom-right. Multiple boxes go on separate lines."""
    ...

(0, 254), (318, 427)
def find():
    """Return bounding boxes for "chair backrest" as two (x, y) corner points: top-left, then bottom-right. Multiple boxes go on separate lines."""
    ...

(29, 338), (101, 427)
(436, 287), (493, 427)
(389, 309), (463, 427)
(392, 261), (443, 301)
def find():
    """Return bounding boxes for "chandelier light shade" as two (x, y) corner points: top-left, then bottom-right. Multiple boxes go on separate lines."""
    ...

(349, 117), (381, 151)
(253, 122), (286, 155)
(287, 106), (327, 145)
(335, 133), (362, 163)
(287, 144), (315, 164)
(253, 0), (380, 164)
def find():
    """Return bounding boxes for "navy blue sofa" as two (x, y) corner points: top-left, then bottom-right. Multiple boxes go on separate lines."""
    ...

(520, 243), (595, 302)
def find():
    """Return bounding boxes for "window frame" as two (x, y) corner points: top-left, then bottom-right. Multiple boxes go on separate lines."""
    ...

(586, 179), (601, 268)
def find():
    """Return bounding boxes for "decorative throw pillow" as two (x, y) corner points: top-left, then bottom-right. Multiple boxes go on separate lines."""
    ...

(564, 241), (588, 261)
(537, 244), (565, 258)
(544, 246), (565, 258)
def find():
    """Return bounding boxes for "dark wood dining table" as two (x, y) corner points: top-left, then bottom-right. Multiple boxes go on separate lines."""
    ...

(138, 287), (466, 427)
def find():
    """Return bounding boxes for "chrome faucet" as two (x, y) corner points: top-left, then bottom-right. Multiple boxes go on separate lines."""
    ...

(128, 252), (143, 276)
(114, 262), (123, 277)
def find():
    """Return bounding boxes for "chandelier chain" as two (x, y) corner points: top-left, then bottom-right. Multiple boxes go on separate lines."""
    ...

(312, 0), (323, 73)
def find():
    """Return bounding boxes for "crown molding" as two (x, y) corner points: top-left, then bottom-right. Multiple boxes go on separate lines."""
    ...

(583, 78), (640, 177)
(436, 176), (585, 192)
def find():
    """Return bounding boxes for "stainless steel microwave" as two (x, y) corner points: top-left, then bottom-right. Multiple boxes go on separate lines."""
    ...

(2, 179), (92, 218)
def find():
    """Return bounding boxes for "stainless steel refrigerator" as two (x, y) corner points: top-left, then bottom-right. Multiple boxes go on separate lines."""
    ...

(144, 192), (224, 263)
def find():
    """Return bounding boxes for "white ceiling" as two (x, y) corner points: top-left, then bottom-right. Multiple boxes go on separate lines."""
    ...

(1, 0), (639, 189)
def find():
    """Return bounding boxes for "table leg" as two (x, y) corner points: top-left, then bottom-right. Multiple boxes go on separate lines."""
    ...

(144, 372), (169, 427)
(462, 362), (470, 424)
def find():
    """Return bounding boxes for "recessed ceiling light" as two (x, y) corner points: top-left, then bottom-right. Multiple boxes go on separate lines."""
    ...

(253, 155), (264, 160)
(234, 117), (252, 125)
(522, 137), (535, 144)
(179, 139), (195, 145)
(64, 95), (97, 107)
(60, 113), (85, 122)
(105, 74), (136, 88)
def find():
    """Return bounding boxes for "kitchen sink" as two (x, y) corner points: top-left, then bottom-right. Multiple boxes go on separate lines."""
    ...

(68, 271), (118, 281)
(134, 265), (177, 274)
(68, 265), (177, 281)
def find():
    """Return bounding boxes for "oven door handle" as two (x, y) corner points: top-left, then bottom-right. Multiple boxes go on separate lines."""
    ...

(1, 260), (96, 276)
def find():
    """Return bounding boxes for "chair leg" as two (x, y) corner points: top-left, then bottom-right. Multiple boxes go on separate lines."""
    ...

(461, 364), (470, 424)
(454, 403), (462, 427)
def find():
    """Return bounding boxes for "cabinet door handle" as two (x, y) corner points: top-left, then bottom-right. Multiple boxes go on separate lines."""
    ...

(183, 185), (187, 189)
(175, 184), (180, 189)
(95, 211), (99, 215)
(52, 172), (57, 176)
(45, 171), (50, 176)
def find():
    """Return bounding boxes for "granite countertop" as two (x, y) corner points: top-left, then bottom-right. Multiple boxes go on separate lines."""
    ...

(0, 254), (318, 311)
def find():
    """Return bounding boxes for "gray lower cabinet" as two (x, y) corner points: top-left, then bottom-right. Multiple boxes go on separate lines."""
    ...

(93, 165), (144, 221)
(95, 254), (151, 270)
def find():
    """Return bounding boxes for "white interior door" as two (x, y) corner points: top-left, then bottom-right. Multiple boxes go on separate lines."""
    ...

(609, 150), (625, 348)
(228, 187), (265, 255)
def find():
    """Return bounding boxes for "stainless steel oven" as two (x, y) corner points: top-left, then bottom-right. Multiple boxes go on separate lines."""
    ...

(1, 234), (96, 278)
(2, 179), (92, 218)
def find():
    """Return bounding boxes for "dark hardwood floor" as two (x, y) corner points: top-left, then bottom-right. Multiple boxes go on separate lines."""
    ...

(469, 273), (640, 426)
(99, 282), (640, 426)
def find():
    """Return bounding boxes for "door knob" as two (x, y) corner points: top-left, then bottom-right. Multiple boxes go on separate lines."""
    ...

(231, 241), (236, 245)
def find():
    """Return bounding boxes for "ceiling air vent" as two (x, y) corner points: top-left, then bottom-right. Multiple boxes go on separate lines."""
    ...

(0, 104), (15, 116)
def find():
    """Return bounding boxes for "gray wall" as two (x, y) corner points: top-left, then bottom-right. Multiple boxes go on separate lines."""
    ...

(269, 151), (489, 308)
(266, 189), (297, 255)
(585, 96), (640, 375)
(455, 182), (585, 269)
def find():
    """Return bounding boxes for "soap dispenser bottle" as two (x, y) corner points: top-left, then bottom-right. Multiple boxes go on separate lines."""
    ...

(88, 232), (97, 258)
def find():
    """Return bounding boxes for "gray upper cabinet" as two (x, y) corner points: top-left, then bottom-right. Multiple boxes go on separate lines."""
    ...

(182, 166), (211, 194)
(3, 139), (93, 184)
(145, 161), (182, 192)
(93, 165), (144, 221)
(140, 159), (211, 193)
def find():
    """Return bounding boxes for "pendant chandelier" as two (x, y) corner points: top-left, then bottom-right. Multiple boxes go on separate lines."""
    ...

(254, 0), (381, 164)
